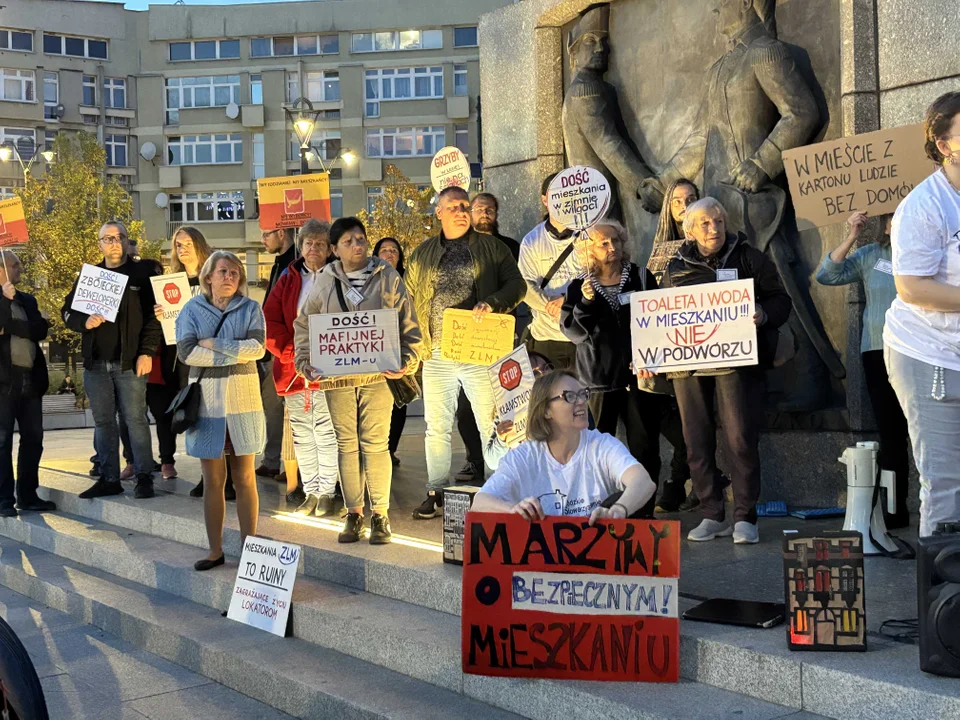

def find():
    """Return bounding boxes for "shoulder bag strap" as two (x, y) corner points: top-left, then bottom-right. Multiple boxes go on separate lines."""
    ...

(539, 243), (575, 291)
(333, 277), (349, 312)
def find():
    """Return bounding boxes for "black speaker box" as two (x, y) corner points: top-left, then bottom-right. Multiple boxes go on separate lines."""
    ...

(918, 525), (960, 677)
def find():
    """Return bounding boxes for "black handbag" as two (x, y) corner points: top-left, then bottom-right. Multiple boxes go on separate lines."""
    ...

(167, 312), (229, 435)
(333, 278), (420, 408)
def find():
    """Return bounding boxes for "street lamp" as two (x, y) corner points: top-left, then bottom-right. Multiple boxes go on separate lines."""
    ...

(284, 97), (323, 175)
(0, 138), (51, 184)
(303, 141), (358, 174)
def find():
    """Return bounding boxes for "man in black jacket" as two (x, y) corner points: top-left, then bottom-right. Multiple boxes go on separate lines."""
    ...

(659, 197), (791, 545)
(0, 251), (56, 516)
(62, 222), (162, 500)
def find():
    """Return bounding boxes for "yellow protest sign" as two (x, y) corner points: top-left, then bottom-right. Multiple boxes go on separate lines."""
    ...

(440, 309), (515, 366)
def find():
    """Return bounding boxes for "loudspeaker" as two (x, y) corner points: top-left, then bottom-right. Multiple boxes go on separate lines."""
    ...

(918, 524), (960, 677)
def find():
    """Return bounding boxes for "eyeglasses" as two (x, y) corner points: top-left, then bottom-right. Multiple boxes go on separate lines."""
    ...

(550, 388), (590, 404)
(99, 235), (126, 245)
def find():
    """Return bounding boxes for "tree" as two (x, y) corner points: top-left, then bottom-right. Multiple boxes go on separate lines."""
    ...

(356, 164), (437, 255)
(16, 131), (156, 349)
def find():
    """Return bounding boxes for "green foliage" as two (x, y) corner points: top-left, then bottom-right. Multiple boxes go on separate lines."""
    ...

(16, 132), (144, 349)
(356, 164), (437, 255)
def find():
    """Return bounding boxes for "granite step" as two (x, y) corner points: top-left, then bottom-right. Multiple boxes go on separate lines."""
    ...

(0, 509), (816, 720)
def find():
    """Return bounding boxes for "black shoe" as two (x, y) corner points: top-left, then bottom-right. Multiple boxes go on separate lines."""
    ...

(338, 512), (366, 543)
(413, 491), (443, 520)
(17, 498), (56, 513)
(189, 479), (204, 498)
(0, 504), (17, 518)
(370, 513), (392, 545)
(454, 462), (481, 483)
(315, 495), (335, 518)
(390, 452), (401, 467)
(224, 480), (236, 502)
(88, 462), (101, 478)
(134, 475), (155, 499)
(295, 494), (319, 516)
(678, 491), (700, 512)
(194, 554), (225, 572)
(256, 464), (280, 478)
(286, 485), (306, 506)
(79, 479), (123, 499)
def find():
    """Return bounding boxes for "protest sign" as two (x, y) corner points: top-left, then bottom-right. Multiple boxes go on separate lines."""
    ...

(430, 146), (471, 192)
(631, 279), (757, 373)
(487, 345), (534, 448)
(0, 196), (28, 248)
(462, 513), (681, 682)
(440, 309), (515, 366)
(227, 536), (300, 637)
(547, 166), (612, 232)
(257, 173), (331, 230)
(150, 272), (192, 345)
(782, 124), (929, 230)
(308, 309), (401, 377)
(70, 263), (128, 323)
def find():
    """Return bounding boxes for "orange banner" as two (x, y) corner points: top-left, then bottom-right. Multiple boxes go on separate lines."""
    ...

(0, 196), (28, 248)
(257, 173), (331, 231)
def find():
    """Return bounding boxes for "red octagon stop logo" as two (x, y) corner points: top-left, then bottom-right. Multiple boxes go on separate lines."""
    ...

(499, 359), (522, 391)
(163, 283), (182, 304)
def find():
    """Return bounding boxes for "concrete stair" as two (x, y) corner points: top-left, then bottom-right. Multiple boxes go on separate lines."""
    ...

(0, 469), (954, 718)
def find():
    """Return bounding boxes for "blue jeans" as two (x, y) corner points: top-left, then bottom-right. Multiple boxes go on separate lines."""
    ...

(423, 357), (498, 491)
(286, 389), (339, 497)
(84, 362), (153, 482)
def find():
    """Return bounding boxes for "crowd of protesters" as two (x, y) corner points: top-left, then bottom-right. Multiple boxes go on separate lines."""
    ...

(2, 91), (959, 569)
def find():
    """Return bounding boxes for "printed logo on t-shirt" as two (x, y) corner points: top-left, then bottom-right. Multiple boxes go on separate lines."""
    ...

(538, 489), (567, 515)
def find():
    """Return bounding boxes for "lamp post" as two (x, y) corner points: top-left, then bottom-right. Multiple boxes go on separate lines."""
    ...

(284, 97), (323, 176)
(0, 138), (53, 185)
(303, 141), (357, 174)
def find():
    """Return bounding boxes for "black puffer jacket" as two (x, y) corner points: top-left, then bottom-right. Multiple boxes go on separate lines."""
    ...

(0, 291), (49, 394)
(561, 263), (656, 391)
(661, 234), (792, 369)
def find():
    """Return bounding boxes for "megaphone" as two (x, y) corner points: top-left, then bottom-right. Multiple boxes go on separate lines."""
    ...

(839, 441), (898, 555)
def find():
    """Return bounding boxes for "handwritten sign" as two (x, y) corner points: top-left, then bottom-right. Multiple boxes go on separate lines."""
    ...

(547, 166), (612, 232)
(71, 264), (129, 323)
(462, 513), (680, 682)
(257, 173), (331, 230)
(631, 279), (757, 373)
(782, 124), (929, 230)
(487, 345), (534, 448)
(430, 146), (471, 192)
(150, 272), (191, 345)
(308, 309), (401, 377)
(440, 309), (515, 366)
(0, 196), (28, 247)
(227, 536), (300, 637)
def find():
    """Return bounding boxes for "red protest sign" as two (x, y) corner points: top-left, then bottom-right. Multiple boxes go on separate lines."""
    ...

(0, 197), (28, 248)
(462, 513), (680, 682)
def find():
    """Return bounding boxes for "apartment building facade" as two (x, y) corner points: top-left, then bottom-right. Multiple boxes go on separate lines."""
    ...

(0, 0), (509, 276)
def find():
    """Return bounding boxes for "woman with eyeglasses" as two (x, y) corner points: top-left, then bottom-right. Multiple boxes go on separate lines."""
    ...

(472, 369), (656, 523)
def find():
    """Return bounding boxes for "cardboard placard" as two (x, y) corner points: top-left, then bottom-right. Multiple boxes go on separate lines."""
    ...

(782, 124), (929, 230)
(630, 279), (757, 373)
(443, 486), (480, 565)
(430, 146), (471, 192)
(150, 272), (192, 345)
(257, 173), (331, 230)
(0, 196), (28, 248)
(440, 309), (515, 366)
(308, 309), (402, 377)
(70, 263), (129, 323)
(547, 166), (612, 232)
(227, 536), (300, 637)
(487, 345), (534, 448)
(462, 513), (681, 682)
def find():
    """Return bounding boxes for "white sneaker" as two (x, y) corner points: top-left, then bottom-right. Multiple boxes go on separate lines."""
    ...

(733, 521), (759, 544)
(687, 519), (733, 542)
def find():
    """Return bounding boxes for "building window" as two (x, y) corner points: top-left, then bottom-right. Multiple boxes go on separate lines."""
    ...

(250, 34), (339, 58)
(252, 132), (264, 180)
(105, 116), (128, 127)
(454, 64), (468, 97)
(366, 186), (382, 213)
(365, 126), (444, 158)
(43, 72), (58, 119)
(454, 124), (468, 155)
(169, 39), (240, 62)
(165, 76), (241, 124)
(250, 74), (262, 105)
(0, 29), (33, 53)
(104, 78), (126, 109)
(105, 134), (127, 167)
(44, 130), (57, 151)
(290, 130), (341, 162)
(168, 191), (245, 223)
(320, 109), (341, 120)
(0, 187), (16, 200)
(42, 33), (107, 59)
(82, 75), (97, 106)
(286, 72), (300, 103)
(0, 127), (35, 158)
(0, 69), (35, 103)
(351, 29), (442, 53)
(364, 66), (443, 117)
(454, 26), (479, 48)
(306, 71), (340, 102)
(330, 189), (343, 219)
(167, 134), (243, 166)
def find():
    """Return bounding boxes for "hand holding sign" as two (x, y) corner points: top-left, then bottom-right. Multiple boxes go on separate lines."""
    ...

(85, 314), (105, 330)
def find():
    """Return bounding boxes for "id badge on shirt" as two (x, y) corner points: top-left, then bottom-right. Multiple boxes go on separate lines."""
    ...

(346, 287), (364, 305)
(874, 259), (893, 275)
(617, 292), (632, 306)
(716, 269), (738, 282)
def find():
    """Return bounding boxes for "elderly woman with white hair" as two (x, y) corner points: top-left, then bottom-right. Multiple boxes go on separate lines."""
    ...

(651, 197), (791, 545)
(176, 250), (266, 571)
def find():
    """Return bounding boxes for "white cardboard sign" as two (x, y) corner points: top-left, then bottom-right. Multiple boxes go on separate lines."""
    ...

(630, 279), (758, 373)
(547, 166), (612, 232)
(487, 345), (535, 448)
(430, 146), (471, 192)
(308, 309), (402, 377)
(150, 272), (192, 345)
(227, 536), (301, 637)
(71, 264), (129, 323)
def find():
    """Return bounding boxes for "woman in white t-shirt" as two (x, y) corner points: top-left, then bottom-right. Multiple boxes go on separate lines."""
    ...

(472, 370), (657, 524)
(884, 91), (960, 538)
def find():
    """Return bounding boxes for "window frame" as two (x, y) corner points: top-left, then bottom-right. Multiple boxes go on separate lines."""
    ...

(81, 75), (97, 107)
(250, 74), (263, 105)
(454, 123), (469, 155)
(304, 70), (340, 103)
(364, 66), (444, 118)
(290, 129), (341, 163)
(0, 29), (33, 53)
(352, 29), (441, 53)
(42, 33), (108, 60)
(104, 133), (127, 167)
(330, 188), (343, 219)
(103, 77), (126, 110)
(252, 132), (265, 180)
(168, 191), (246, 224)
(43, 71), (58, 120)
(166, 133), (244, 166)
(168, 38), (240, 62)
(165, 75), (241, 124)
(453, 26), (479, 48)
(0, 68), (35, 104)
(364, 125), (445, 159)
(250, 34), (339, 58)
(454, 63), (468, 97)
(0, 127), (35, 158)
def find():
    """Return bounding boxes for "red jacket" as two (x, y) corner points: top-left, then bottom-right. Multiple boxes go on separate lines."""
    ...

(264, 257), (324, 396)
